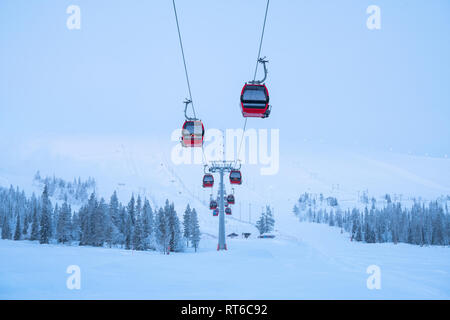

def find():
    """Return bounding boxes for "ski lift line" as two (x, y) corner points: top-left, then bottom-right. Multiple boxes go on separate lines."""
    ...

(201, 144), (209, 166)
(253, 0), (270, 82)
(160, 154), (205, 204)
(236, 118), (248, 165)
(172, 0), (197, 120)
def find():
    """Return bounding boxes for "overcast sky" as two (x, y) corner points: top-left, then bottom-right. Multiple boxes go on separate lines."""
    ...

(1, 0), (449, 158)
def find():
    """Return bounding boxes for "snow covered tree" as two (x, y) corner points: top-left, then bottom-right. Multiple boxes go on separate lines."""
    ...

(39, 185), (52, 244)
(22, 204), (30, 237)
(1, 215), (11, 239)
(183, 204), (192, 246)
(355, 220), (363, 242)
(30, 206), (39, 241)
(190, 208), (200, 252)
(71, 211), (81, 242)
(52, 203), (59, 240)
(256, 214), (265, 235)
(127, 195), (136, 226)
(132, 211), (145, 251)
(124, 209), (133, 250)
(14, 213), (21, 240)
(264, 206), (275, 233)
(256, 206), (275, 235)
(136, 195), (142, 222)
(142, 199), (154, 249)
(108, 191), (120, 228)
(155, 207), (169, 254)
(92, 198), (106, 247)
(56, 197), (72, 244)
(166, 201), (183, 252)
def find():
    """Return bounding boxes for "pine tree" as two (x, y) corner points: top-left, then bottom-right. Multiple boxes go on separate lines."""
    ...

(124, 210), (133, 250)
(136, 195), (142, 222)
(92, 198), (106, 247)
(166, 201), (183, 252)
(1, 215), (12, 239)
(22, 209), (29, 237)
(39, 185), (52, 244)
(52, 203), (59, 240)
(132, 212), (144, 251)
(109, 191), (120, 228)
(127, 195), (136, 226)
(14, 213), (21, 240)
(256, 213), (265, 235)
(183, 204), (192, 246)
(142, 199), (154, 249)
(155, 207), (169, 254)
(57, 197), (72, 244)
(356, 221), (362, 242)
(190, 208), (200, 252)
(264, 206), (275, 233)
(30, 206), (39, 241)
(104, 213), (113, 248)
(329, 211), (335, 226)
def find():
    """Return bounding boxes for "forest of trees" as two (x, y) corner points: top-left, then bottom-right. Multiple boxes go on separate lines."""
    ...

(0, 184), (201, 254)
(293, 192), (450, 246)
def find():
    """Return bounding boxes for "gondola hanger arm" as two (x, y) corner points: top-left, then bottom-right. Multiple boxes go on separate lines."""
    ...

(183, 98), (198, 121)
(250, 57), (269, 85)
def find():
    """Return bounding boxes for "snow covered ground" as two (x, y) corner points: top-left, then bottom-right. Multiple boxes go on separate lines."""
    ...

(1, 137), (449, 299)
(1, 220), (449, 299)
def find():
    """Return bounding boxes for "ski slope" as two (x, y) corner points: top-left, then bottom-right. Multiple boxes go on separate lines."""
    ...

(1, 137), (450, 299)
(1, 220), (449, 299)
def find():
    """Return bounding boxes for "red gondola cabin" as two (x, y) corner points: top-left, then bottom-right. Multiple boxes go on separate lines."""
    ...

(181, 120), (204, 147)
(209, 200), (218, 210)
(226, 194), (235, 205)
(202, 174), (214, 188)
(213, 208), (219, 216)
(240, 84), (270, 118)
(229, 170), (242, 185)
(225, 207), (232, 215)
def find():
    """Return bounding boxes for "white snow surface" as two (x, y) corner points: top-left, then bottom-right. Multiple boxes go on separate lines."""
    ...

(1, 221), (449, 299)
(0, 137), (449, 299)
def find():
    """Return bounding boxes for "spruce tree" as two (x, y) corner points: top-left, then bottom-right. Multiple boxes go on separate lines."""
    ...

(124, 210), (133, 250)
(264, 206), (275, 233)
(190, 208), (200, 252)
(1, 215), (11, 239)
(14, 213), (21, 240)
(127, 195), (136, 226)
(92, 198), (106, 247)
(166, 201), (183, 252)
(142, 199), (154, 249)
(155, 207), (169, 254)
(256, 213), (265, 235)
(109, 191), (120, 228)
(30, 206), (39, 241)
(22, 210), (29, 237)
(132, 212), (144, 251)
(57, 197), (72, 244)
(183, 204), (192, 246)
(39, 185), (52, 244)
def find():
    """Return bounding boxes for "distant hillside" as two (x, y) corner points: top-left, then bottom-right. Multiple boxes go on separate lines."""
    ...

(32, 171), (96, 206)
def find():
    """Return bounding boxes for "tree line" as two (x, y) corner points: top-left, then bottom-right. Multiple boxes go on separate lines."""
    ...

(0, 184), (201, 253)
(293, 192), (450, 246)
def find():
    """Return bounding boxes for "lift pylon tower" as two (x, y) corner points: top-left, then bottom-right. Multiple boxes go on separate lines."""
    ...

(207, 160), (240, 250)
